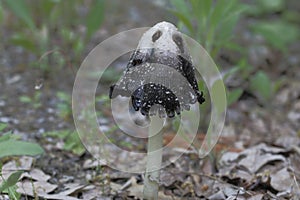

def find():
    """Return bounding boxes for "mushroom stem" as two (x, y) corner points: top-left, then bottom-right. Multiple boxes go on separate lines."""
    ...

(143, 116), (164, 200)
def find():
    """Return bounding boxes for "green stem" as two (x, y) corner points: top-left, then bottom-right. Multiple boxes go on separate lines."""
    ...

(143, 116), (163, 200)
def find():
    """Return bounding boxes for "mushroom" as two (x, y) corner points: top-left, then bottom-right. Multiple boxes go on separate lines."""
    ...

(109, 21), (205, 199)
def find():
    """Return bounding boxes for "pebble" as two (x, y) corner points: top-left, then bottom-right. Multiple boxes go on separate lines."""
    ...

(0, 100), (5, 107)
(6, 75), (21, 84)
(0, 117), (10, 123)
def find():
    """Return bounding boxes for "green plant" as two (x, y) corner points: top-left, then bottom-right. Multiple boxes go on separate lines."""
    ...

(246, 0), (300, 53)
(43, 130), (85, 156)
(0, 123), (44, 200)
(222, 58), (251, 106)
(251, 20), (299, 54)
(56, 91), (72, 120)
(246, 0), (285, 16)
(0, 124), (44, 158)
(2, 0), (105, 73)
(249, 70), (274, 105)
(171, 0), (247, 57)
(170, 0), (295, 107)
(0, 170), (22, 200)
(0, 3), (3, 24)
(170, 0), (249, 109)
(226, 88), (243, 106)
(19, 91), (42, 109)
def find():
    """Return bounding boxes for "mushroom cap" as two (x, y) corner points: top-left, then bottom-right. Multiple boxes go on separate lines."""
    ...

(109, 22), (205, 117)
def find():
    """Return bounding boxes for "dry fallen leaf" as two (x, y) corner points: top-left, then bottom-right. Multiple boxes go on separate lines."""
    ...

(208, 190), (226, 200)
(237, 143), (286, 173)
(270, 168), (293, 192)
(22, 168), (51, 182)
(17, 180), (57, 196)
(0, 156), (33, 185)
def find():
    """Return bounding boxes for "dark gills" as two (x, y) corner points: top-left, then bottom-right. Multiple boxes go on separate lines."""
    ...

(109, 21), (205, 118)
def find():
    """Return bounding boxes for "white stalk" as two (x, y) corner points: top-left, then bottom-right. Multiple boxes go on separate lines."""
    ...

(143, 116), (163, 200)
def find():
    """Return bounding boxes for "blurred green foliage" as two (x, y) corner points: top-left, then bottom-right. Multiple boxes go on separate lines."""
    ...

(19, 91), (42, 109)
(0, 170), (22, 200)
(249, 70), (273, 104)
(171, 0), (247, 57)
(170, 0), (247, 109)
(170, 0), (299, 107)
(56, 91), (72, 120)
(251, 21), (299, 53)
(43, 130), (85, 156)
(0, 123), (44, 200)
(0, 123), (44, 159)
(247, 0), (300, 53)
(0, 3), (4, 23)
(1, 0), (105, 73)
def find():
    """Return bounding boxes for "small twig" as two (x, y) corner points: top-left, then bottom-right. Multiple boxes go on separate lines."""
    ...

(288, 159), (300, 195)
(177, 170), (251, 195)
(234, 187), (244, 200)
(120, 177), (135, 191)
(174, 183), (186, 198)
(38, 49), (75, 75)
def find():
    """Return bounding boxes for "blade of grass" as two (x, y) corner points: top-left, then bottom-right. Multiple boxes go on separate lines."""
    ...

(170, 10), (194, 35)
(86, 0), (105, 39)
(3, 0), (36, 30)
(0, 171), (23, 192)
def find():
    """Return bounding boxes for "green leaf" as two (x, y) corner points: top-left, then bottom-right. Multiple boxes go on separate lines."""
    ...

(210, 0), (227, 29)
(189, 0), (201, 18)
(57, 91), (70, 102)
(73, 38), (84, 55)
(0, 3), (4, 24)
(258, 0), (284, 12)
(250, 71), (273, 103)
(0, 171), (23, 192)
(195, 0), (212, 38)
(199, 0), (212, 20)
(40, 0), (57, 17)
(213, 0), (244, 43)
(0, 132), (11, 142)
(170, 10), (194, 35)
(171, 0), (191, 17)
(9, 34), (37, 53)
(283, 10), (300, 24)
(223, 67), (239, 81)
(6, 185), (21, 200)
(19, 96), (31, 103)
(3, 0), (35, 30)
(0, 140), (44, 158)
(43, 130), (70, 139)
(43, 130), (85, 155)
(227, 88), (243, 106)
(0, 123), (7, 132)
(86, 0), (104, 39)
(218, 4), (245, 35)
(64, 132), (85, 156)
(252, 21), (300, 52)
(170, 0), (195, 35)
